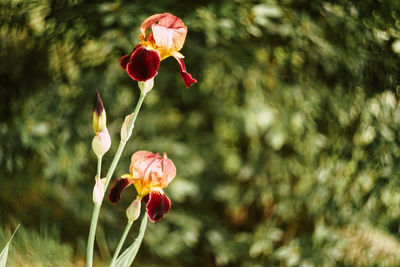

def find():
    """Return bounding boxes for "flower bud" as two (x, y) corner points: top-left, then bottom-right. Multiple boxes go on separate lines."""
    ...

(93, 90), (107, 133)
(138, 78), (154, 95)
(93, 175), (107, 204)
(126, 197), (141, 222)
(120, 114), (133, 142)
(92, 127), (111, 158)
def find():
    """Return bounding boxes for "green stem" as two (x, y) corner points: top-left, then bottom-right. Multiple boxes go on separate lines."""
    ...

(86, 93), (146, 267)
(104, 93), (146, 190)
(109, 215), (148, 267)
(87, 157), (102, 267)
(97, 158), (102, 180)
(110, 221), (133, 266)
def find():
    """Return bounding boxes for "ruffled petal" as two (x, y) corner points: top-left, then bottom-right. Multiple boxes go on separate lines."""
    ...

(120, 54), (130, 69)
(126, 46), (161, 81)
(140, 13), (185, 38)
(120, 44), (142, 70)
(173, 56), (197, 88)
(152, 23), (187, 52)
(140, 13), (167, 37)
(160, 152), (176, 187)
(129, 150), (162, 181)
(108, 178), (131, 204)
(146, 190), (171, 222)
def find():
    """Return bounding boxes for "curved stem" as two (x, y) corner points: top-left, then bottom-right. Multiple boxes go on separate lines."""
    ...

(86, 93), (146, 267)
(109, 215), (148, 267)
(109, 221), (133, 266)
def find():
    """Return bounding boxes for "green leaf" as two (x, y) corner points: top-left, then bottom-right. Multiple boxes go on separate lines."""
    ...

(112, 215), (147, 267)
(0, 224), (20, 267)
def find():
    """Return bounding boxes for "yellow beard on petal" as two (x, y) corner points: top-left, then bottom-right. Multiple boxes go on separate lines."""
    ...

(133, 182), (150, 199)
(139, 33), (178, 61)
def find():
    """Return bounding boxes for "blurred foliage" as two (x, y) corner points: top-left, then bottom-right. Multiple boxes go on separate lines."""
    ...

(1, 0), (400, 266)
(0, 225), (77, 267)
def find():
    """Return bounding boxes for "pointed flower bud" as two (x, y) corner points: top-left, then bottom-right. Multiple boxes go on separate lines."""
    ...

(126, 197), (141, 222)
(121, 114), (133, 142)
(93, 175), (107, 204)
(92, 127), (111, 158)
(138, 78), (154, 95)
(93, 90), (107, 133)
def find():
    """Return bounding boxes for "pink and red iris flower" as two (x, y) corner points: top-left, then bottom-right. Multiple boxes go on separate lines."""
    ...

(108, 151), (177, 222)
(120, 13), (197, 88)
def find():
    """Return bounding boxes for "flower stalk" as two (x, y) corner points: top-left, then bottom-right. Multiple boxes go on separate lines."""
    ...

(86, 157), (103, 267)
(86, 93), (146, 267)
(109, 220), (133, 266)
(104, 93), (146, 190)
(110, 215), (148, 267)
(87, 12), (194, 266)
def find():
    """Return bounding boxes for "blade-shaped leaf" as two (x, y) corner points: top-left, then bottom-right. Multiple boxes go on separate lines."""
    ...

(112, 215), (147, 267)
(0, 224), (20, 267)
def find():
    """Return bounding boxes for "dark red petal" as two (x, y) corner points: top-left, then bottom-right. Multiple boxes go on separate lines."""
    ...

(120, 54), (131, 69)
(108, 178), (131, 204)
(141, 194), (149, 204)
(126, 46), (160, 81)
(175, 57), (197, 88)
(146, 191), (171, 222)
(120, 44), (142, 70)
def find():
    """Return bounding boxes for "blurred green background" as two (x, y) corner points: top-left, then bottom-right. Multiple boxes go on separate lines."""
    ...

(1, 0), (400, 266)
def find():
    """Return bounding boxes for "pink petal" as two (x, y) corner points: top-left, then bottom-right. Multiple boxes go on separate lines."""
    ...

(140, 13), (185, 37)
(161, 152), (176, 187)
(146, 190), (171, 222)
(173, 56), (197, 88)
(108, 178), (131, 204)
(129, 150), (161, 179)
(152, 22), (187, 52)
(126, 46), (161, 81)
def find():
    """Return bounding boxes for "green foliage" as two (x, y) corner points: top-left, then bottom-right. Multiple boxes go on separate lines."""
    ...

(0, 225), (19, 267)
(1, 0), (400, 266)
(0, 225), (75, 267)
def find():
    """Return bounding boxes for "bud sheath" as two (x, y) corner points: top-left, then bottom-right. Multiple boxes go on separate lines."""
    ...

(138, 78), (154, 95)
(126, 197), (141, 222)
(92, 127), (111, 158)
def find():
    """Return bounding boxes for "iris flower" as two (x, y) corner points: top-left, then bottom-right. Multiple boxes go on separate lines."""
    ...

(108, 151), (176, 222)
(120, 12), (197, 88)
